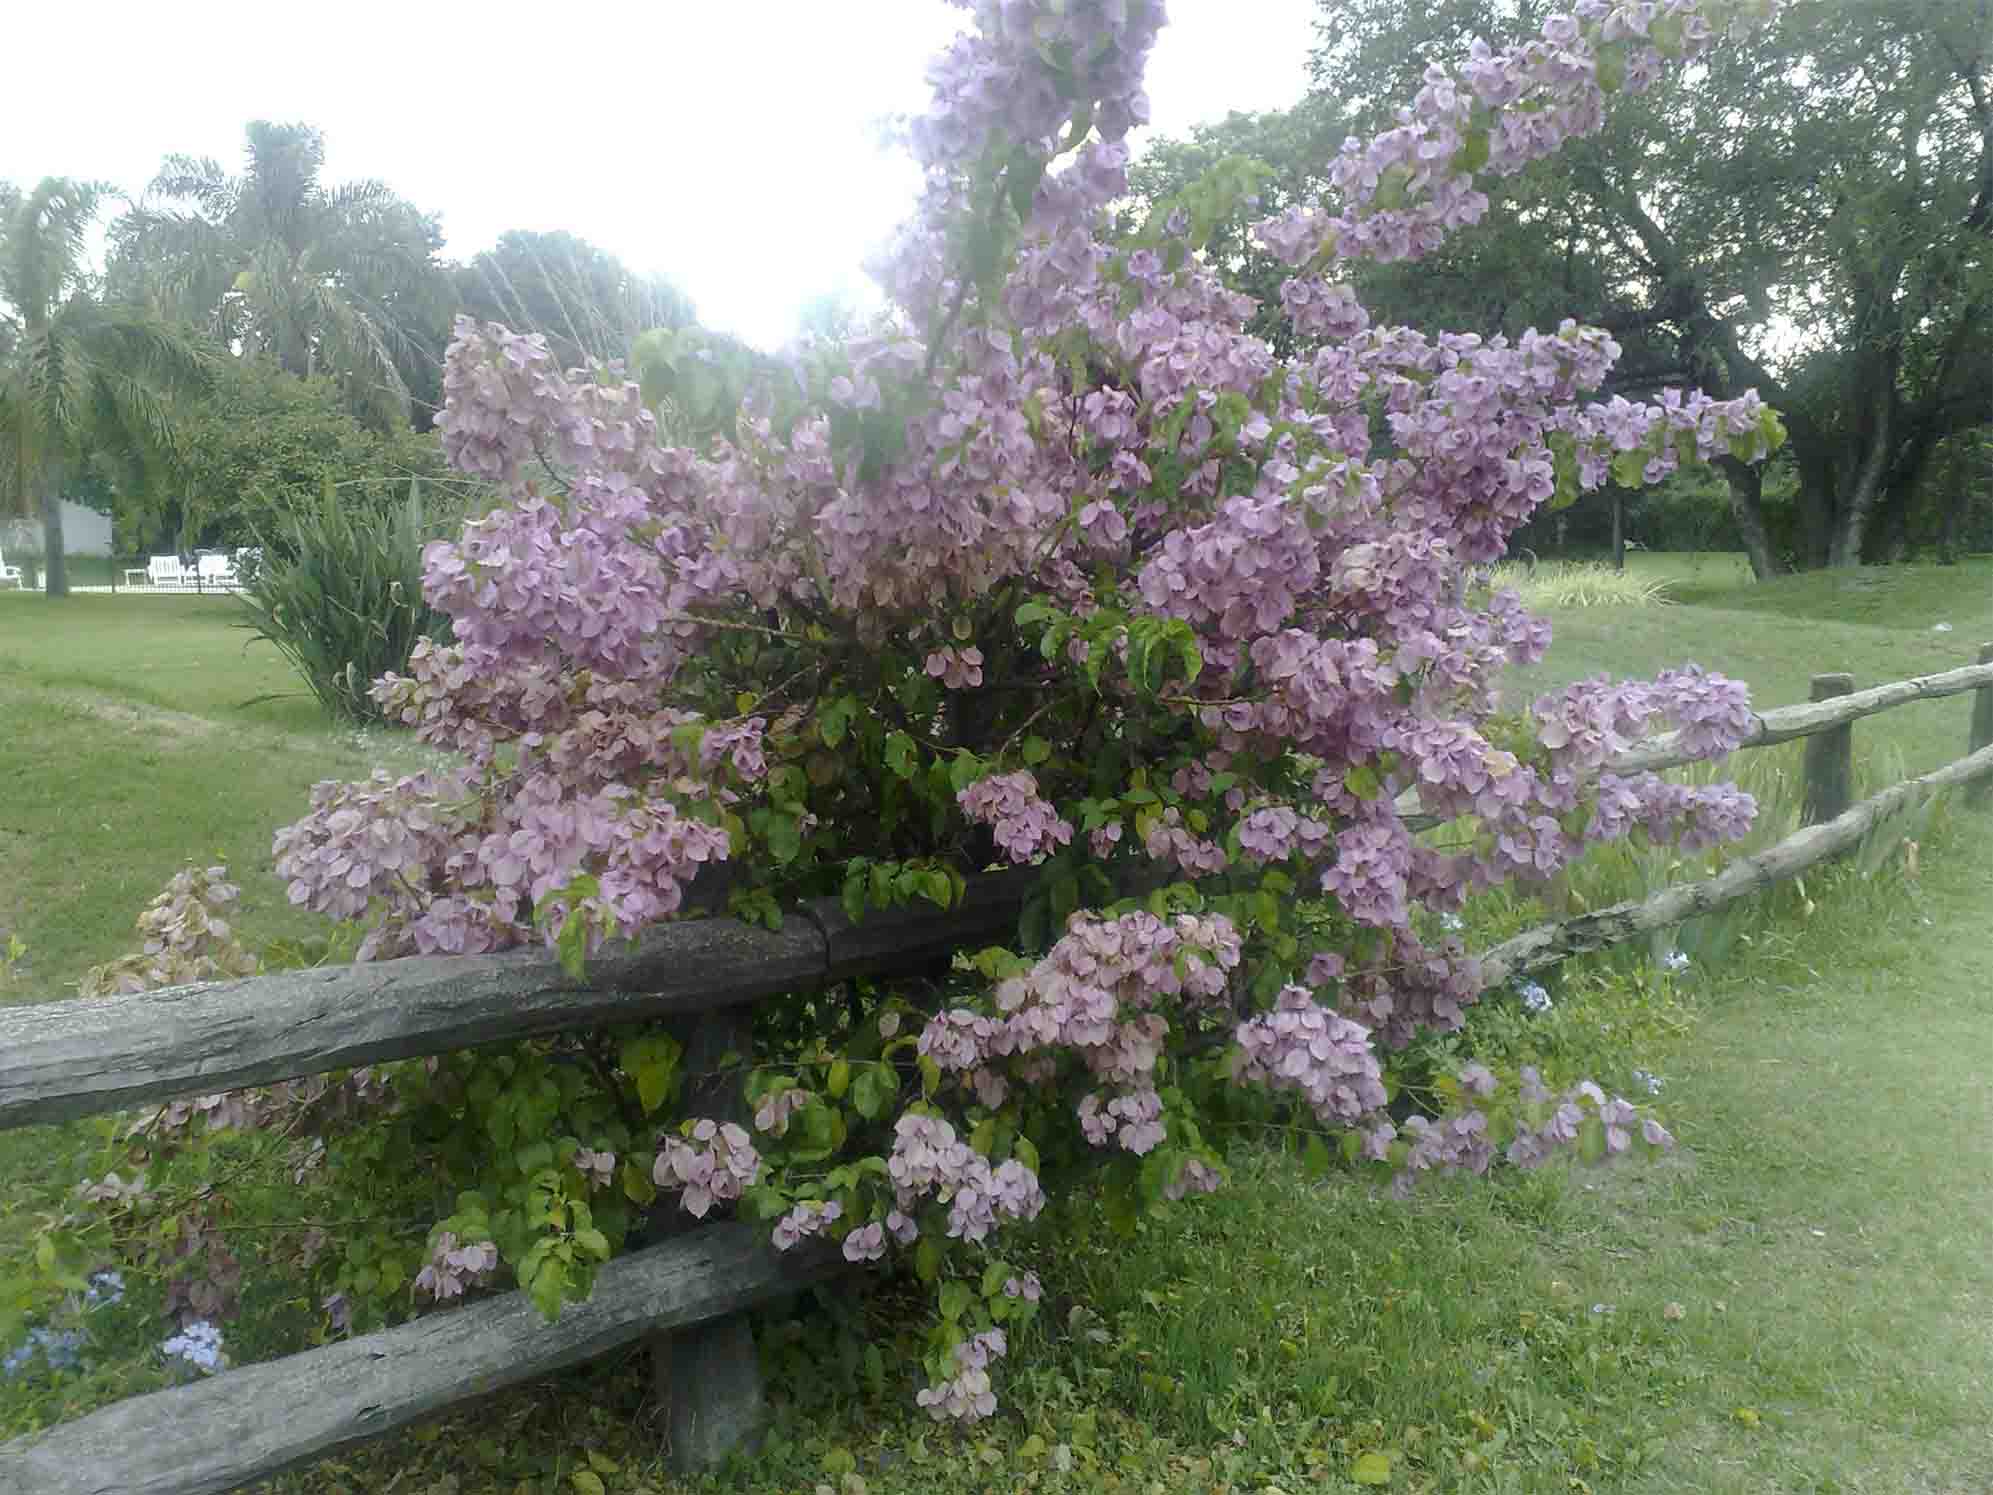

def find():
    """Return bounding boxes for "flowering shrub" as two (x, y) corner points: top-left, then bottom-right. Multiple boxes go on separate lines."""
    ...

(55, 0), (1786, 1423)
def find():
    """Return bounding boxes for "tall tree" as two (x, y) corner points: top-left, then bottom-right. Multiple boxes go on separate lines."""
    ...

(111, 122), (443, 429)
(0, 179), (211, 595)
(1131, 0), (1993, 573)
(453, 230), (693, 370)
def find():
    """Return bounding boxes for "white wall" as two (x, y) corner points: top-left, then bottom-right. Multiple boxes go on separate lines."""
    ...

(0, 500), (114, 558)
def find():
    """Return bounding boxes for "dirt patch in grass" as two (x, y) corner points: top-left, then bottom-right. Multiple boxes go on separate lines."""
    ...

(49, 689), (219, 741)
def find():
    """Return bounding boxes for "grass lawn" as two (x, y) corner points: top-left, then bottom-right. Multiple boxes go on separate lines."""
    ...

(3, 562), (1992, 1494)
(0, 594), (439, 996)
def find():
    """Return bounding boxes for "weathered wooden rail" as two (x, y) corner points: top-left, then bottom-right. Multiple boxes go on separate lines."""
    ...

(0, 870), (1033, 1131)
(0, 875), (1037, 1495)
(0, 1227), (841, 1495)
(1605, 650), (1993, 778)
(3, 649), (1991, 1495)
(1476, 641), (1993, 982)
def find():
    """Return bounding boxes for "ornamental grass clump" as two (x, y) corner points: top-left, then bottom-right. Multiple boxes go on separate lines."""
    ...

(56, 0), (1790, 1424)
(1490, 557), (1677, 608)
(235, 478), (452, 723)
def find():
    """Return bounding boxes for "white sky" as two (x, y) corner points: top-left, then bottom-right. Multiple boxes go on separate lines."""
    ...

(2, 1), (1318, 350)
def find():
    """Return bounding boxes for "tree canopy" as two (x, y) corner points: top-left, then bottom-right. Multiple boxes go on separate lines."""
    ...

(0, 178), (211, 593)
(453, 230), (694, 372)
(110, 122), (444, 429)
(1130, 0), (1993, 571)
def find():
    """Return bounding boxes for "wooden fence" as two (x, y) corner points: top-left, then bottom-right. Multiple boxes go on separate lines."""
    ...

(3, 648), (1992, 1495)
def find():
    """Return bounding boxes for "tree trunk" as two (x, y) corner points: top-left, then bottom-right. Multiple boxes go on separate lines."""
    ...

(1828, 380), (1894, 567)
(40, 473), (68, 598)
(1937, 441), (1968, 564)
(1875, 475), (1914, 563)
(1716, 456), (1784, 580)
(1610, 488), (1625, 571)
(1792, 445), (1836, 569)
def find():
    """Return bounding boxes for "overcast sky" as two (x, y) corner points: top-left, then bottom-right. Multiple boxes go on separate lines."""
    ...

(2, 1), (1320, 349)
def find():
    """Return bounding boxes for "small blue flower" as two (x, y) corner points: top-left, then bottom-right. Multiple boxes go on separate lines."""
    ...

(1661, 949), (1691, 973)
(1516, 980), (1552, 1014)
(161, 1319), (227, 1375)
(1632, 1068), (1665, 1096)
(2, 1325), (91, 1379)
(83, 1269), (126, 1307)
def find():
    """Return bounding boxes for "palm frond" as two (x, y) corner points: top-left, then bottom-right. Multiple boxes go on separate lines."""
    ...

(1, 178), (111, 325)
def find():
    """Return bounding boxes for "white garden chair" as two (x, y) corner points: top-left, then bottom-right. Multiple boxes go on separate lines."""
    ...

(148, 554), (190, 587)
(0, 548), (23, 589)
(196, 552), (240, 589)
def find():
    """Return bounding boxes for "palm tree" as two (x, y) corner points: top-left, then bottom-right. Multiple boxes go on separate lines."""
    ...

(112, 122), (442, 428)
(0, 178), (211, 596)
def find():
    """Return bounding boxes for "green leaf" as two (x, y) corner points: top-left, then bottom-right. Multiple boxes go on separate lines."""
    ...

(621, 1033), (683, 1116)
(885, 731), (919, 779)
(949, 751), (984, 792)
(820, 695), (859, 748)
(620, 1160), (656, 1207)
(828, 1058), (852, 1100)
(939, 1280), (974, 1322)
(1610, 447), (1650, 488)
(1452, 126), (1491, 175)
(1344, 763), (1383, 802)
(556, 914), (589, 982)
(570, 1471), (607, 1495)
(530, 1258), (567, 1322)
(1579, 1115), (1607, 1165)
(914, 1234), (943, 1284)
(1302, 1136), (1334, 1179)
(765, 812), (803, 864)
(1022, 735), (1052, 766)
(1008, 146), (1049, 223)
(1353, 1451), (1392, 1485)
(851, 1064), (898, 1120)
(573, 1227), (611, 1261)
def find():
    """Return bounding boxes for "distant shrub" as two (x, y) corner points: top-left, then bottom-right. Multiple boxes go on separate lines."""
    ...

(236, 480), (451, 722)
(1489, 559), (1675, 610)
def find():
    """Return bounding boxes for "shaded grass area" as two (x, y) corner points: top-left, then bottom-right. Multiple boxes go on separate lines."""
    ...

(3, 562), (1993, 1493)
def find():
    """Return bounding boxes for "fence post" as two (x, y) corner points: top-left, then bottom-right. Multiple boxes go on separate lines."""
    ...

(647, 1005), (766, 1472)
(1970, 644), (1993, 810)
(1802, 672), (1856, 824)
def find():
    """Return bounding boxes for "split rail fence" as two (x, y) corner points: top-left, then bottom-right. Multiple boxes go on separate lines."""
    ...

(2, 646), (1991, 1495)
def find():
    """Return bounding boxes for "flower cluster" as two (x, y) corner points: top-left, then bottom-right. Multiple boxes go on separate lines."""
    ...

(3, 1326), (89, 1380)
(770, 1199), (843, 1252)
(1356, 1063), (1677, 1194)
(958, 771), (1074, 863)
(1505, 1069), (1675, 1169)
(1232, 986), (1389, 1125)
(925, 646), (986, 690)
(653, 1119), (762, 1219)
(160, 1319), (227, 1376)
(918, 910), (1241, 1149)
(414, 1234), (502, 1303)
(885, 1113), (1046, 1243)
(916, 1327), (1009, 1423)
(1255, 1), (1740, 270)
(77, 864), (260, 997)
